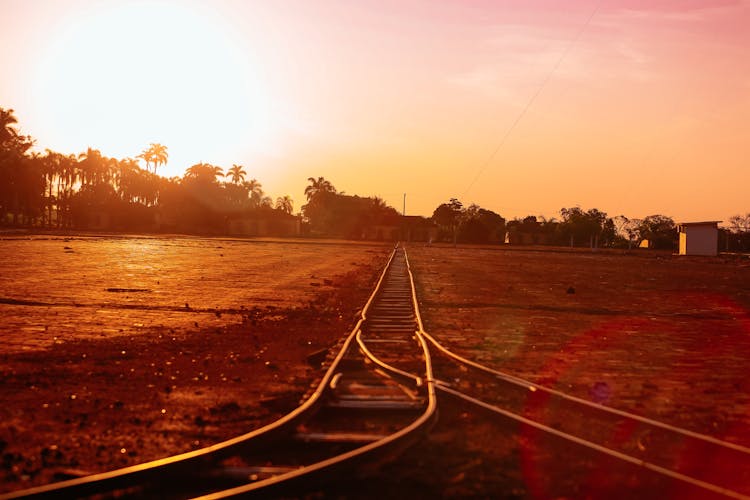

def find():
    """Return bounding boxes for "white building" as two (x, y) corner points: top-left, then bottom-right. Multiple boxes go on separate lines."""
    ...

(678, 221), (720, 256)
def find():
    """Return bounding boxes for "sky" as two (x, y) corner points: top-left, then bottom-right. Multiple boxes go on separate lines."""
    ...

(1, 0), (749, 221)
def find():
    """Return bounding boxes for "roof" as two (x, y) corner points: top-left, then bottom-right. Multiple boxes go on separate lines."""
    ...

(677, 221), (721, 232)
(677, 221), (721, 226)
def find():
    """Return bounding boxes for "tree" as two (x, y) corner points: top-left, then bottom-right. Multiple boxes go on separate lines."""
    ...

(301, 177), (339, 233)
(139, 143), (168, 175)
(241, 178), (263, 207)
(728, 213), (750, 234)
(184, 162), (223, 183)
(458, 204), (505, 243)
(727, 213), (750, 252)
(117, 157), (157, 206)
(78, 148), (113, 188)
(226, 164), (247, 185)
(559, 206), (612, 248)
(0, 108), (21, 145)
(275, 195), (294, 214)
(370, 197), (399, 224)
(638, 215), (676, 250)
(150, 143), (168, 175)
(613, 215), (642, 248)
(304, 176), (336, 201)
(137, 149), (151, 173)
(39, 150), (70, 226)
(431, 198), (463, 243)
(0, 108), (37, 225)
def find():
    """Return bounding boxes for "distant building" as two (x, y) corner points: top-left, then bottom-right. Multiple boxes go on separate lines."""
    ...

(678, 221), (720, 256)
(401, 215), (438, 242)
(227, 210), (301, 237)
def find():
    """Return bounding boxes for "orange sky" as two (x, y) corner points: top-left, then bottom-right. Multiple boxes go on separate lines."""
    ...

(1, 0), (748, 222)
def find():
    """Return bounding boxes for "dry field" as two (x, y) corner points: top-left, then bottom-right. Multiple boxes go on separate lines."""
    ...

(397, 243), (750, 497)
(2, 237), (749, 497)
(407, 244), (750, 439)
(0, 235), (391, 493)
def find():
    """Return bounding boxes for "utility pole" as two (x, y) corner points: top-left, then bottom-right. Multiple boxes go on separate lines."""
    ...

(402, 193), (407, 242)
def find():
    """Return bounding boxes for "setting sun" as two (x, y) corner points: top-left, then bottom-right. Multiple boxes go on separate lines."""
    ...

(2, 0), (749, 218)
(30, 1), (276, 177)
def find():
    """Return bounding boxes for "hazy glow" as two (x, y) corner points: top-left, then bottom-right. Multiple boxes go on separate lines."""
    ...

(30, 1), (278, 177)
(2, 0), (749, 220)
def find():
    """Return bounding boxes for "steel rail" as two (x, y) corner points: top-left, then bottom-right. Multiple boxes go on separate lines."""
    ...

(436, 383), (749, 500)
(4, 246), (417, 500)
(419, 328), (750, 455)
(361, 333), (750, 499)
(400, 248), (750, 498)
(297, 248), (750, 499)
(355, 329), (422, 385)
(195, 245), (438, 498)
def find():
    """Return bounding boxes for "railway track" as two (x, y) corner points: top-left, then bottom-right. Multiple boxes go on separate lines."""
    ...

(4, 245), (436, 499)
(418, 317), (750, 498)
(5, 244), (749, 498)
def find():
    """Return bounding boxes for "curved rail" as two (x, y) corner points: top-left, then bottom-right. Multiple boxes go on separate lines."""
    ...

(201, 246), (437, 497)
(389, 245), (750, 499)
(358, 323), (750, 498)
(420, 328), (750, 455)
(5, 245), (437, 499)
(436, 384), (748, 500)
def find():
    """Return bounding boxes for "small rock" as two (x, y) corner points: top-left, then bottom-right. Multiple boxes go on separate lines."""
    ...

(264, 361), (278, 371)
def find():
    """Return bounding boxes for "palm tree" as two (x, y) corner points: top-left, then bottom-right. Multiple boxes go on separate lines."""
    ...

(226, 164), (247, 184)
(304, 176), (336, 201)
(140, 143), (167, 175)
(117, 157), (146, 204)
(275, 195), (294, 214)
(184, 162), (223, 183)
(0, 108), (19, 145)
(137, 151), (151, 173)
(41, 150), (64, 227)
(78, 148), (113, 188)
(149, 143), (168, 175)
(244, 178), (263, 206)
(55, 153), (78, 228)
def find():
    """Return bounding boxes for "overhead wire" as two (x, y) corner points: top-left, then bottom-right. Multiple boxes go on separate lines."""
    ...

(462, 1), (601, 199)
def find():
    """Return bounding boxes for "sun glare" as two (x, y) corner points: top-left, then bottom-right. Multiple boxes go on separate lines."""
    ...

(32, 1), (276, 176)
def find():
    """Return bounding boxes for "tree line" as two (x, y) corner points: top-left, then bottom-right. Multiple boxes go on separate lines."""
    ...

(0, 108), (294, 234)
(3, 106), (749, 250)
(430, 199), (750, 252)
(301, 177), (403, 239)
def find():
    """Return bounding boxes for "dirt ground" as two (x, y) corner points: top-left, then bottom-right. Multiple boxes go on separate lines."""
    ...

(2, 237), (750, 497)
(400, 243), (750, 498)
(406, 244), (750, 441)
(0, 235), (391, 493)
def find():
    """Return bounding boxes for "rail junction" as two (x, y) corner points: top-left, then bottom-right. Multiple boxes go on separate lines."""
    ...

(4, 245), (750, 499)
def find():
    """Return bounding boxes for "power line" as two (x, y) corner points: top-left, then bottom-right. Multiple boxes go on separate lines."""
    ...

(462, 1), (601, 197)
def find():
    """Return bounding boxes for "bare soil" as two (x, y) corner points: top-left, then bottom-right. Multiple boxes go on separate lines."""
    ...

(3, 238), (750, 498)
(396, 243), (750, 498)
(0, 236), (391, 493)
